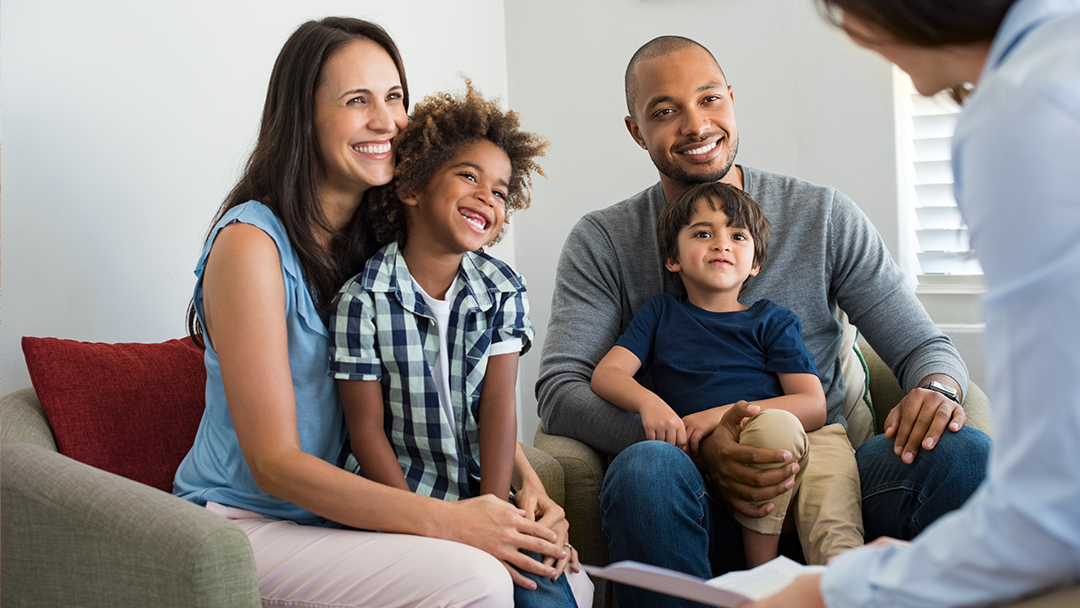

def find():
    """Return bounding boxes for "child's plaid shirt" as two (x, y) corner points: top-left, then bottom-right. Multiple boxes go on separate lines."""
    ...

(329, 241), (534, 500)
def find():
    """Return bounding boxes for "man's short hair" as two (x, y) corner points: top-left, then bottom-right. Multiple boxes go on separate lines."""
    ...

(657, 182), (770, 295)
(624, 35), (727, 117)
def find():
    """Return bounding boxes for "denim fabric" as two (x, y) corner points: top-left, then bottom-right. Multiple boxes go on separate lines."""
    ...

(599, 441), (732, 608)
(513, 551), (577, 608)
(600, 429), (990, 607)
(857, 426), (991, 541)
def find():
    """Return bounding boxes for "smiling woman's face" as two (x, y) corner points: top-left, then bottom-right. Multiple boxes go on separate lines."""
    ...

(313, 38), (409, 206)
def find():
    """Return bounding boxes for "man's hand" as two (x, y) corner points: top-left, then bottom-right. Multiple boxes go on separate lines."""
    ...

(641, 401), (688, 451)
(696, 401), (798, 518)
(884, 376), (965, 464)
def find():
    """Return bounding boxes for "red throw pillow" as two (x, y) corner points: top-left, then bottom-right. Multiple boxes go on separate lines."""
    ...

(21, 336), (207, 492)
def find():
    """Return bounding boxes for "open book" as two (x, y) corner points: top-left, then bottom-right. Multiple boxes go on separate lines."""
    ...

(583, 556), (826, 607)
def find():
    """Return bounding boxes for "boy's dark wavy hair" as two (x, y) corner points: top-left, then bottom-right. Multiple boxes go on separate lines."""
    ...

(657, 181), (770, 296)
(362, 77), (548, 252)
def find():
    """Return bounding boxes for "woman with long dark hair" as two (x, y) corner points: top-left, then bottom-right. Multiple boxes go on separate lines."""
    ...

(750, 1), (1080, 606)
(173, 17), (576, 606)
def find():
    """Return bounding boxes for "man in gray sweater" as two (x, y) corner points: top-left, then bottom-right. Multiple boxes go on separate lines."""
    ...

(536, 35), (990, 607)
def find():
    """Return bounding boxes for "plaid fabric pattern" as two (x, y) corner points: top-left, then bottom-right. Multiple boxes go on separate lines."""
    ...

(329, 241), (533, 501)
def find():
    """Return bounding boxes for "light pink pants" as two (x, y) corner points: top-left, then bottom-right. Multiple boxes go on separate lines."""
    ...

(207, 502), (592, 607)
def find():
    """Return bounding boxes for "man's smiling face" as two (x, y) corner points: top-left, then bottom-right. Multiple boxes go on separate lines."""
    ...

(625, 44), (740, 199)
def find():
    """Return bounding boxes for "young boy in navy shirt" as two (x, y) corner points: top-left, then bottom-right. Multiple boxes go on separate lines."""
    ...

(592, 181), (863, 567)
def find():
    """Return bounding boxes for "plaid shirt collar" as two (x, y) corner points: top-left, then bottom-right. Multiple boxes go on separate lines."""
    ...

(361, 241), (524, 315)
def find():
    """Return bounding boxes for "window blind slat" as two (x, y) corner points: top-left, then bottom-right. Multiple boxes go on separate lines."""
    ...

(912, 114), (958, 139)
(913, 137), (952, 162)
(914, 183), (955, 206)
(915, 205), (964, 229)
(917, 251), (983, 275)
(916, 228), (971, 252)
(914, 160), (953, 184)
(910, 93), (959, 116)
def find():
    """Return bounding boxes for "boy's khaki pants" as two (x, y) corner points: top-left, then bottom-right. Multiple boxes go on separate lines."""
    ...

(734, 409), (864, 564)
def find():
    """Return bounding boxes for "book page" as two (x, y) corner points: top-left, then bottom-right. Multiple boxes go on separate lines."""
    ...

(584, 557), (826, 607)
(583, 561), (752, 607)
(706, 556), (826, 601)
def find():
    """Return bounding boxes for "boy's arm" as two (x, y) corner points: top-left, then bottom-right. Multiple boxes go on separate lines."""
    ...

(591, 346), (686, 450)
(752, 372), (827, 431)
(478, 352), (519, 501)
(339, 379), (410, 491)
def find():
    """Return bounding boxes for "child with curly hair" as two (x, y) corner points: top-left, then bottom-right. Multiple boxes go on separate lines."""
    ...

(329, 80), (591, 608)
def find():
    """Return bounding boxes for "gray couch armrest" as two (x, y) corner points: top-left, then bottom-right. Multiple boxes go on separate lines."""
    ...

(521, 441), (566, 507)
(1, 442), (260, 608)
(1, 386), (59, 450)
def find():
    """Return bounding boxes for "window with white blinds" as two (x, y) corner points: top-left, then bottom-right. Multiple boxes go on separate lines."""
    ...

(896, 74), (984, 287)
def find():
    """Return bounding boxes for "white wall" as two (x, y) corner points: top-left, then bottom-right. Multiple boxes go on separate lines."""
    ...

(1, 0), (513, 393)
(504, 0), (903, 443)
(1, 0), (982, 446)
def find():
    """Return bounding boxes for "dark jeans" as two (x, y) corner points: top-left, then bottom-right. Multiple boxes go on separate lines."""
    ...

(598, 428), (991, 608)
(514, 551), (578, 607)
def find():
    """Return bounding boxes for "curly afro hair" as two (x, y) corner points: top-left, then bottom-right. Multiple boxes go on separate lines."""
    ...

(365, 77), (548, 249)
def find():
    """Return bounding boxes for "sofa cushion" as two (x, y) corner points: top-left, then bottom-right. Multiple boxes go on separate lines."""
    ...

(838, 310), (875, 448)
(21, 336), (206, 492)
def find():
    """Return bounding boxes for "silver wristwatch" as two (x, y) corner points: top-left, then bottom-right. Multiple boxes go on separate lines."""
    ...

(921, 380), (960, 403)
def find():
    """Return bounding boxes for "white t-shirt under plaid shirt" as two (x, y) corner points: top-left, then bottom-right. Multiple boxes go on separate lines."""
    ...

(329, 241), (534, 501)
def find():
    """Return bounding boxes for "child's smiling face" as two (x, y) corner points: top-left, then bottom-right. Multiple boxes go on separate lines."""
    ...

(666, 203), (759, 306)
(402, 139), (512, 254)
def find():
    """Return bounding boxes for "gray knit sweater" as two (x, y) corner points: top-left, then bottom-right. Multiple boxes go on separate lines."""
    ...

(536, 166), (968, 456)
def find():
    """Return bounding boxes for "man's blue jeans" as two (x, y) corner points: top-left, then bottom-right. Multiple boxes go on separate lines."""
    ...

(598, 428), (991, 608)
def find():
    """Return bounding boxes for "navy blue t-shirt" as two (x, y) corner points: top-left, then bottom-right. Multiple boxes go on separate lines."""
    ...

(615, 294), (818, 417)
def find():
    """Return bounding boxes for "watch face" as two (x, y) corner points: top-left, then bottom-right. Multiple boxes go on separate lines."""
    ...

(924, 381), (959, 402)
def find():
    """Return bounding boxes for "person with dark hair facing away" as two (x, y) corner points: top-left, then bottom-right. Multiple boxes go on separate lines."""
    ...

(537, 33), (992, 608)
(329, 80), (592, 608)
(751, 0), (1080, 606)
(592, 181), (863, 569)
(175, 18), (572, 607)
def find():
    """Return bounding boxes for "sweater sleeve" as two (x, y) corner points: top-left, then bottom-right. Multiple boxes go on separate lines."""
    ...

(826, 190), (969, 396)
(535, 216), (647, 455)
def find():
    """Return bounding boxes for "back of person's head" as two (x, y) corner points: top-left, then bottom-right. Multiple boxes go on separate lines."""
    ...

(365, 77), (548, 249)
(624, 35), (726, 117)
(816, 0), (1016, 46)
(190, 17), (408, 344)
(657, 181), (770, 294)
